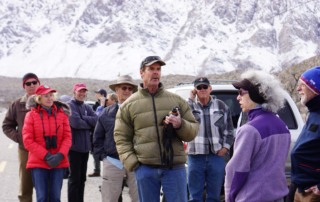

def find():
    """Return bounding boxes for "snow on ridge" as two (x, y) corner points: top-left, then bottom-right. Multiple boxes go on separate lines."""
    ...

(0, 0), (319, 80)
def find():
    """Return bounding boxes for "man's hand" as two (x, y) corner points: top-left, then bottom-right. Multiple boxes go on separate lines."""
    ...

(305, 185), (320, 195)
(165, 110), (181, 129)
(189, 89), (197, 101)
(99, 97), (106, 107)
(217, 148), (228, 157)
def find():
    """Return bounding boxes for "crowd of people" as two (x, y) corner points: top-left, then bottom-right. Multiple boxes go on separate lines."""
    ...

(2, 56), (320, 202)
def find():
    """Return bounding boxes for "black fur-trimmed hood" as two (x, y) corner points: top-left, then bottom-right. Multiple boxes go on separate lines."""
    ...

(26, 95), (72, 116)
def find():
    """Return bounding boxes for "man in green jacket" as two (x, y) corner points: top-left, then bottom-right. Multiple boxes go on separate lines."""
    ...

(114, 56), (199, 202)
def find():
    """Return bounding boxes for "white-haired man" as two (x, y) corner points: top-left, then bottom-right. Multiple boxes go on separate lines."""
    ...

(291, 67), (320, 201)
(188, 77), (234, 201)
(93, 75), (139, 202)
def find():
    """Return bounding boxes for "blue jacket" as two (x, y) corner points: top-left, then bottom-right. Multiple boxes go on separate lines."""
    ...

(291, 95), (320, 192)
(67, 98), (98, 153)
(93, 102), (119, 160)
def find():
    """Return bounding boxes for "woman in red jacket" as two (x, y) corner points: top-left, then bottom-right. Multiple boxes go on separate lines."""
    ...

(23, 85), (72, 202)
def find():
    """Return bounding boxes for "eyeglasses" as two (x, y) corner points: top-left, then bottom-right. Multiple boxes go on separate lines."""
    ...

(25, 81), (38, 86)
(111, 93), (116, 100)
(140, 56), (161, 69)
(196, 85), (209, 90)
(238, 89), (248, 96)
(120, 86), (133, 91)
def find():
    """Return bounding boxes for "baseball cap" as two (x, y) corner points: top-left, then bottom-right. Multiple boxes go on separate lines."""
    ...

(94, 89), (107, 97)
(35, 85), (56, 95)
(73, 83), (88, 92)
(140, 56), (166, 70)
(194, 77), (210, 87)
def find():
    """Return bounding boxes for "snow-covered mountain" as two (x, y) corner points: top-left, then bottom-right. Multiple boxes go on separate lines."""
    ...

(0, 0), (319, 80)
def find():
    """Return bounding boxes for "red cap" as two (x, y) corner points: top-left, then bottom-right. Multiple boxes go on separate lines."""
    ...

(35, 85), (57, 95)
(73, 83), (88, 92)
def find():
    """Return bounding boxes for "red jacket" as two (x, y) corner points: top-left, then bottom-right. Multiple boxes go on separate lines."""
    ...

(23, 96), (72, 169)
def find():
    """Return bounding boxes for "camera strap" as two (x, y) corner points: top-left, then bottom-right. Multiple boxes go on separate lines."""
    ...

(162, 121), (176, 170)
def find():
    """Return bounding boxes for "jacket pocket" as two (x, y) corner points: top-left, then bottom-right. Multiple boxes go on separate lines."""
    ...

(213, 111), (224, 127)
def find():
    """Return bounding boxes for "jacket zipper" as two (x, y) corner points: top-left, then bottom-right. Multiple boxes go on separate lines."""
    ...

(299, 163), (320, 171)
(151, 95), (163, 165)
(48, 112), (52, 169)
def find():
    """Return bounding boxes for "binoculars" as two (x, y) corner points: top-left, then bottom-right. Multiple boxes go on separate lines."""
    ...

(45, 135), (57, 150)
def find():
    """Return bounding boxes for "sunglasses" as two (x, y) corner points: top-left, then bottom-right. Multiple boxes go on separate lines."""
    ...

(196, 85), (209, 90)
(140, 56), (162, 69)
(120, 86), (133, 91)
(25, 81), (38, 86)
(238, 89), (248, 96)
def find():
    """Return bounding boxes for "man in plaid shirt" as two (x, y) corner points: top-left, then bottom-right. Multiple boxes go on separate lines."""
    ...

(187, 77), (234, 202)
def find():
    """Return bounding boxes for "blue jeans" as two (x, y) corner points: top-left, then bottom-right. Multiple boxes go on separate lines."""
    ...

(30, 168), (65, 202)
(188, 153), (225, 202)
(134, 165), (187, 202)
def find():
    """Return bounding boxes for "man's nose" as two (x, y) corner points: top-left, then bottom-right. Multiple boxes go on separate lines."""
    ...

(296, 86), (301, 91)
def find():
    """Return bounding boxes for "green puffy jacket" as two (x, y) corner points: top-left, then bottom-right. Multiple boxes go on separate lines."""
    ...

(114, 83), (199, 172)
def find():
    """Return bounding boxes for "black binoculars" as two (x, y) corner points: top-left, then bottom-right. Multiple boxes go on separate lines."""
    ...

(45, 135), (57, 150)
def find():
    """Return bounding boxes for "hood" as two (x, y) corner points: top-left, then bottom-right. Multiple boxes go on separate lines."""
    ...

(26, 95), (72, 116)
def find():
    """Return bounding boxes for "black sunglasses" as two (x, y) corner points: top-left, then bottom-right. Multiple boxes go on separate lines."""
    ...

(140, 56), (161, 69)
(196, 85), (209, 90)
(120, 86), (133, 91)
(25, 81), (38, 86)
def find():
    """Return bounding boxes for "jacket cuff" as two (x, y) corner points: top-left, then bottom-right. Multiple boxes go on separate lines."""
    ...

(223, 143), (231, 150)
(131, 162), (140, 172)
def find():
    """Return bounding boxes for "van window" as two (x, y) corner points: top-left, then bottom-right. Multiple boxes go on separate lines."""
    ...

(277, 101), (298, 129)
(211, 91), (241, 128)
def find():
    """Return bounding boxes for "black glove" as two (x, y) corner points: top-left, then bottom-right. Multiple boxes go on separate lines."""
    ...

(46, 152), (64, 167)
(44, 152), (53, 161)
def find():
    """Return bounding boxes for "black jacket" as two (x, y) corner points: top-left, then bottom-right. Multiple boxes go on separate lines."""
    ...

(67, 98), (98, 153)
(92, 100), (107, 111)
(93, 102), (119, 160)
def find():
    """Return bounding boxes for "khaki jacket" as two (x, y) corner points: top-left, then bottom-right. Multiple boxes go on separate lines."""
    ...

(114, 83), (199, 172)
(2, 94), (30, 150)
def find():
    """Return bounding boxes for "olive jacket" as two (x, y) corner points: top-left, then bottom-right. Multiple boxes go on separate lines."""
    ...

(114, 83), (199, 172)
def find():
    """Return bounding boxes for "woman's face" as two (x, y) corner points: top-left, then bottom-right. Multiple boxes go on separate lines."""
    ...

(40, 92), (54, 109)
(237, 89), (257, 112)
(106, 95), (116, 106)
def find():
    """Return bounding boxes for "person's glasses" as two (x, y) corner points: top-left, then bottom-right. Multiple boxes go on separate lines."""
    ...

(238, 89), (248, 96)
(111, 93), (116, 100)
(196, 85), (208, 90)
(140, 56), (161, 69)
(121, 86), (133, 91)
(25, 81), (38, 86)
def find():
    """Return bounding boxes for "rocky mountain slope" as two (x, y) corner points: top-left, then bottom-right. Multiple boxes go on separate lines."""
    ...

(0, 0), (319, 80)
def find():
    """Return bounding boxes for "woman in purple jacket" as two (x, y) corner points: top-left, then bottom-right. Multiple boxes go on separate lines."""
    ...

(225, 70), (291, 202)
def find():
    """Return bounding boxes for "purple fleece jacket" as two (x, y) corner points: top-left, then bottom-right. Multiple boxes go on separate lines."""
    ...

(225, 108), (291, 202)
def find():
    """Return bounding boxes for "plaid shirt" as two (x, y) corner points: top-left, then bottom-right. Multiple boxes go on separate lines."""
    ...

(187, 96), (234, 155)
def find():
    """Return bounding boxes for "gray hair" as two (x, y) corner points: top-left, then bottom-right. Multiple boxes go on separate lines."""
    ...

(241, 70), (286, 113)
